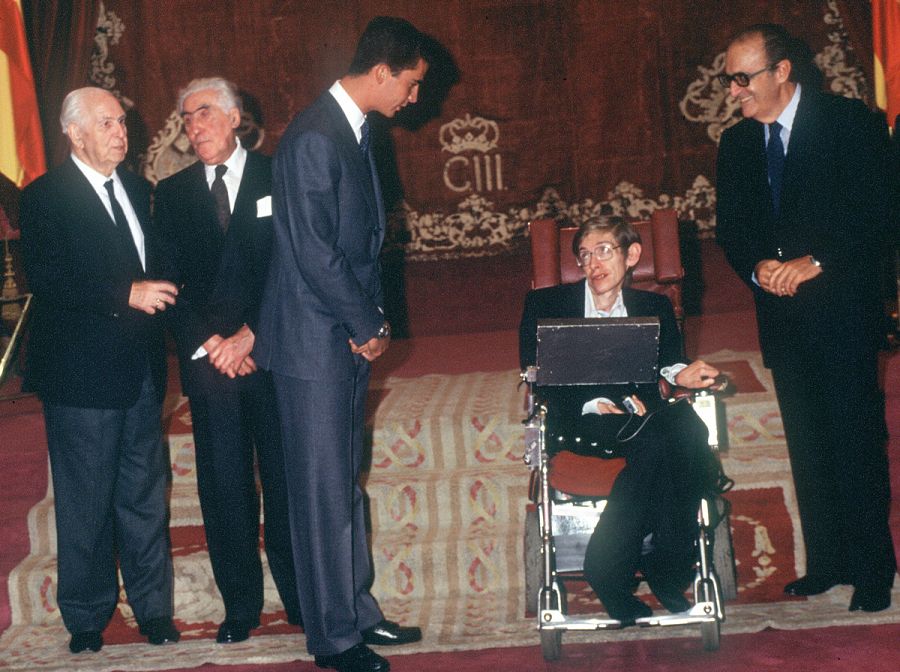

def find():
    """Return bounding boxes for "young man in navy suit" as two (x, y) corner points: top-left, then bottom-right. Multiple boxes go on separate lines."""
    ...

(155, 77), (300, 644)
(20, 87), (180, 653)
(716, 24), (895, 612)
(255, 17), (427, 672)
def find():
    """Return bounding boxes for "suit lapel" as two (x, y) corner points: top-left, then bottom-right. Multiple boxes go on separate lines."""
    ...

(61, 159), (143, 277)
(779, 88), (815, 217)
(322, 95), (381, 228)
(232, 151), (265, 229)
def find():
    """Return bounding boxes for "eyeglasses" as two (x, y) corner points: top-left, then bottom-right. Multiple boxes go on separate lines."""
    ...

(717, 65), (774, 88)
(577, 243), (622, 266)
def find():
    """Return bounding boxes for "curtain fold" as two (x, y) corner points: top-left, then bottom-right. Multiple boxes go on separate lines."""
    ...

(23, 0), (97, 167)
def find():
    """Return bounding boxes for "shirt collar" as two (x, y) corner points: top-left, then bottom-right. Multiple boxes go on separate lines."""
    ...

(328, 80), (367, 143)
(204, 138), (246, 182)
(776, 83), (801, 133)
(70, 153), (121, 191)
(583, 281), (627, 318)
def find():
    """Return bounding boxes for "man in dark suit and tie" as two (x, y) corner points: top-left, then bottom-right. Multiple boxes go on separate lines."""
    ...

(254, 17), (426, 672)
(716, 24), (896, 612)
(154, 77), (300, 644)
(19, 86), (181, 653)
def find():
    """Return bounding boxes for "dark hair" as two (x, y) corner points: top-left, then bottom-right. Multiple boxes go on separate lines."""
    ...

(732, 23), (823, 89)
(348, 16), (425, 76)
(571, 215), (641, 257)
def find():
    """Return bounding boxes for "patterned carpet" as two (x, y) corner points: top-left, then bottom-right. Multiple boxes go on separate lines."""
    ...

(1, 350), (898, 671)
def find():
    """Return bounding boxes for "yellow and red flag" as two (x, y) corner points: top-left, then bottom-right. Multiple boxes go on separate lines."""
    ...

(873, 0), (900, 130)
(0, 0), (46, 189)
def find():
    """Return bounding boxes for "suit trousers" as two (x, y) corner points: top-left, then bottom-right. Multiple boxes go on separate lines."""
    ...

(44, 371), (174, 634)
(771, 347), (896, 589)
(273, 361), (383, 656)
(579, 401), (714, 612)
(188, 369), (299, 625)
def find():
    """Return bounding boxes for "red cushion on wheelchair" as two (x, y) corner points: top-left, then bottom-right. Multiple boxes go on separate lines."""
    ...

(548, 451), (626, 497)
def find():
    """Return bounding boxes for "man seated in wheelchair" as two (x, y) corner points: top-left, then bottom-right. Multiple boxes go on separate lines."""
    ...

(519, 215), (726, 623)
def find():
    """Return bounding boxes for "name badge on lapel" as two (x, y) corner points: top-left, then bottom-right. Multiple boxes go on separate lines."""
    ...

(256, 195), (272, 218)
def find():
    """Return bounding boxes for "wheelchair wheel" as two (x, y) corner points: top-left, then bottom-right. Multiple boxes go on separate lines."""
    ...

(540, 629), (562, 660)
(701, 619), (720, 651)
(712, 496), (738, 601)
(524, 508), (541, 614)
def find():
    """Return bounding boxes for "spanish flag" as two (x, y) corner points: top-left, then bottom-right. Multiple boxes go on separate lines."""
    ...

(0, 0), (46, 188)
(873, 0), (900, 130)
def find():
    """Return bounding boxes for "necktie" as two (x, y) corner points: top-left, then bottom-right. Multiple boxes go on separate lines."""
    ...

(766, 121), (785, 216)
(359, 119), (370, 157)
(103, 179), (142, 273)
(211, 164), (230, 232)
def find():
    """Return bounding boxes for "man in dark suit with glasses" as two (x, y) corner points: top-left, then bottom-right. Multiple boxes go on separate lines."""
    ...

(716, 23), (896, 612)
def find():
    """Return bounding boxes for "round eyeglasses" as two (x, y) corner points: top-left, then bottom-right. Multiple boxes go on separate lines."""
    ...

(717, 64), (775, 88)
(577, 243), (622, 266)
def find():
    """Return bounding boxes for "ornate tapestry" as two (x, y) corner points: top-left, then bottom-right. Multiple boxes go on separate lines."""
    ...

(26, 1), (873, 259)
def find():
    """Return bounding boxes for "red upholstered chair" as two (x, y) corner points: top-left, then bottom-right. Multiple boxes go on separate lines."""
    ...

(526, 209), (685, 496)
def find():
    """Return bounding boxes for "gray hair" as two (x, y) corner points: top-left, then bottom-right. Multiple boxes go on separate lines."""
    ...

(59, 86), (109, 134)
(176, 77), (242, 115)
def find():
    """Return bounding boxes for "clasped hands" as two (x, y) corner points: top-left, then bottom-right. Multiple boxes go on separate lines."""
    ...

(755, 256), (822, 297)
(593, 360), (720, 416)
(205, 324), (257, 379)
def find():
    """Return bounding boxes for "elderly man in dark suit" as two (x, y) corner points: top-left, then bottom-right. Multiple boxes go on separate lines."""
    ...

(519, 215), (723, 624)
(155, 77), (300, 644)
(19, 86), (180, 653)
(254, 17), (426, 672)
(716, 23), (896, 612)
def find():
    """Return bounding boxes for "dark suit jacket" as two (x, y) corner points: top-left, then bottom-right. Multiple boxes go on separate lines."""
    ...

(19, 157), (167, 408)
(155, 151), (274, 398)
(716, 88), (890, 369)
(254, 91), (386, 380)
(519, 283), (683, 417)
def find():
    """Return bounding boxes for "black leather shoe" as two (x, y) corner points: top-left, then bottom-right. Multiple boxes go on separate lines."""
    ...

(361, 619), (421, 646)
(315, 643), (390, 671)
(139, 617), (180, 645)
(69, 631), (103, 653)
(849, 585), (892, 612)
(216, 619), (254, 643)
(784, 575), (848, 597)
(604, 595), (653, 626)
(648, 577), (691, 614)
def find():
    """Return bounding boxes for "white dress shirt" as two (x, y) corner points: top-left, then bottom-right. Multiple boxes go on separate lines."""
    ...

(203, 139), (247, 212)
(70, 153), (145, 271)
(329, 80), (367, 143)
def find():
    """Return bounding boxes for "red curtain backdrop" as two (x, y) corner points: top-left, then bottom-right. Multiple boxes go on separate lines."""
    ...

(21, 1), (876, 255)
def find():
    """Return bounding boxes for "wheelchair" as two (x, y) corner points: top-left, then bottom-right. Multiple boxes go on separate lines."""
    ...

(521, 368), (730, 659)
(521, 214), (734, 660)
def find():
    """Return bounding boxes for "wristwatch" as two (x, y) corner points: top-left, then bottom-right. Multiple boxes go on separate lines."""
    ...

(376, 321), (391, 339)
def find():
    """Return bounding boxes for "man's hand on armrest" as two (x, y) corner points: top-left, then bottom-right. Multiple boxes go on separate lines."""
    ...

(673, 360), (720, 389)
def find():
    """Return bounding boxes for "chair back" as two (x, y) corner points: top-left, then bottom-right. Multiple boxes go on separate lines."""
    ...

(528, 209), (684, 319)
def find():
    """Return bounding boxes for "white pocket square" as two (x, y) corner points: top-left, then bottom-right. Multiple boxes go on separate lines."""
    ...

(256, 195), (272, 218)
